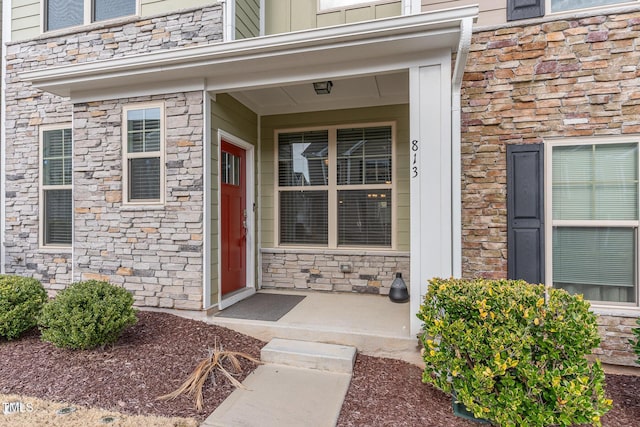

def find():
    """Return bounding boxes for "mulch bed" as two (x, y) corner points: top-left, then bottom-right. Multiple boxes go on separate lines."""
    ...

(0, 311), (264, 420)
(1, 311), (639, 426)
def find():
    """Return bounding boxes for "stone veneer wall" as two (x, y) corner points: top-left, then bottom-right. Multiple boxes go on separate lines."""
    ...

(461, 9), (640, 366)
(73, 92), (204, 309)
(4, 5), (221, 307)
(261, 249), (410, 295)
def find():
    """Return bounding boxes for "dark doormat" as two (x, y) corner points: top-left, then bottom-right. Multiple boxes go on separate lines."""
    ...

(215, 293), (306, 321)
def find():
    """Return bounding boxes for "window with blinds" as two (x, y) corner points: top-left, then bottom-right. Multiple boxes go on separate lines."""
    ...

(276, 124), (393, 248)
(41, 127), (73, 246)
(550, 142), (639, 305)
(124, 104), (163, 203)
(550, 0), (631, 14)
(45, 0), (136, 32)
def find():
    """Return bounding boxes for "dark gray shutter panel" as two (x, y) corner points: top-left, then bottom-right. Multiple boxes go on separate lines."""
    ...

(507, 0), (544, 21)
(507, 144), (544, 284)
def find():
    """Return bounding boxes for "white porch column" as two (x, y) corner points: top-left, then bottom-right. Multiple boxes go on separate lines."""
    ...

(409, 55), (453, 336)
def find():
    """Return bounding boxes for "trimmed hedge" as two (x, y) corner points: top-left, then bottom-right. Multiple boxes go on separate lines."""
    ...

(0, 275), (47, 340)
(38, 280), (137, 350)
(417, 278), (612, 427)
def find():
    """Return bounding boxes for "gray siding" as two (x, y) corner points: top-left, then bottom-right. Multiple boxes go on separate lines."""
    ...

(236, 0), (260, 39)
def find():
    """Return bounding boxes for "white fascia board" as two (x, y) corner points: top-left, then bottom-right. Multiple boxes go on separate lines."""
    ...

(21, 5), (479, 99)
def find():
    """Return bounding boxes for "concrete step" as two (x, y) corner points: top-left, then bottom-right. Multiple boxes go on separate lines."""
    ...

(202, 364), (351, 427)
(261, 338), (357, 374)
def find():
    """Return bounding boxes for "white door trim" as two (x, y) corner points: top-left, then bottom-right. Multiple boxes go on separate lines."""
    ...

(217, 129), (256, 310)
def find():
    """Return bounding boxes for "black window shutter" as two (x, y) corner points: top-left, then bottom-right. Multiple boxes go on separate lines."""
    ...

(507, 143), (544, 284)
(507, 0), (544, 21)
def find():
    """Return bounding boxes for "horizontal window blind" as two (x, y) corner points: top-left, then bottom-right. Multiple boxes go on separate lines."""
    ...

(94, 0), (136, 21)
(553, 143), (638, 221)
(279, 191), (328, 245)
(125, 105), (162, 203)
(277, 125), (393, 248)
(43, 128), (72, 186)
(551, 0), (625, 13)
(553, 226), (636, 303)
(129, 158), (161, 200)
(278, 131), (328, 187)
(44, 189), (72, 245)
(337, 127), (392, 185)
(46, 0), (83, 31)
(338, 189), (391, 246)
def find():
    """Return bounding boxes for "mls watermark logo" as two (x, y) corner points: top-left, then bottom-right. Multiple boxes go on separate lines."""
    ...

(3, 401), (33, 415)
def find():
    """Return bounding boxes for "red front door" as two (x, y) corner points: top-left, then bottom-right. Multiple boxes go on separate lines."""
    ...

(221, 141), (247, 296)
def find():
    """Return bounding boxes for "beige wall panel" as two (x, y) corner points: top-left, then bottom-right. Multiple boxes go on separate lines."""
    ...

(421, 0), (506, 27)
(265, 0), (291, 34)
(261, 103), (409, 250)
(345, 6), (374, 23)
(266, 0), (401, 34)
(375, 2), (401, 18)
(316, 10), (343, 27)
(290, 0), (316, 31)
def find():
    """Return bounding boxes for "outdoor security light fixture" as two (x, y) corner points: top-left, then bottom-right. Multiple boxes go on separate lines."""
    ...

(313, 81), (333, 95)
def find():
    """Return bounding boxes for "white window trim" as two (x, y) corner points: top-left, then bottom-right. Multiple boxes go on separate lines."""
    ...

(274, 122), (396, 250)
(39, 123), (73, 250)
(40, 0), (140, 33)
(544, 136), (640, 311)
(544, 0), (638, 16)
(122, 102), (165, 206)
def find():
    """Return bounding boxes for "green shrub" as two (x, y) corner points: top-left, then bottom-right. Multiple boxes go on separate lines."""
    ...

(0, 275), (47, 340)
(631, 318), (640, 365)
(417, 278), (612, 427)
(38, 280), (137, 350)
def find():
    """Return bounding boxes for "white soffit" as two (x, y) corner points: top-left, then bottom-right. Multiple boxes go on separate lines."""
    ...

(230, 72), (408, 116)
(21, 5), (479, 100)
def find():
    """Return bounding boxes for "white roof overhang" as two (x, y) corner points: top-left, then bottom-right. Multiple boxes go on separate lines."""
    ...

(21, 5), (479, 102)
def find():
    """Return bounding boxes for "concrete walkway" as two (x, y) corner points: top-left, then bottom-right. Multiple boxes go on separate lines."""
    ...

(201, 339), (357, 427)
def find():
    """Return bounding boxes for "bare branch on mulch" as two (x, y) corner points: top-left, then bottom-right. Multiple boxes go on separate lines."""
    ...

(157, 338), (262, 411)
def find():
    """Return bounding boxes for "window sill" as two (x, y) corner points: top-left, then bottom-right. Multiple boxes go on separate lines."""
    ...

(39, 247), (72, 254)
(42, 14), (140, 40)
(120, 204), (165, 211)
(591, 305), (640, 318)
(262, 247), (409, 257)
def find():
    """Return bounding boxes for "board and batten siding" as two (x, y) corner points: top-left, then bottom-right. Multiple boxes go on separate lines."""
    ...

(421, 0), (507, 27)
(210, 93), (259, 304)
(236, 0), (260, 39)
(260, 104), (410, 251)
(264, 0), (401, 35)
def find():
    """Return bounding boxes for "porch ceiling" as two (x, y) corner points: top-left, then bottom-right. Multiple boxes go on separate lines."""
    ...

(229, 71), (409, 116)
(20, 5), (479, 104)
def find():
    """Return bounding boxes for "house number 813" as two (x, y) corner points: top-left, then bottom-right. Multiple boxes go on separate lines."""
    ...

(411, 140), (419, 178)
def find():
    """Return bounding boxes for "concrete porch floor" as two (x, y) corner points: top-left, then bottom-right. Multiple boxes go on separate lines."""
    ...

(208, 289), (423, 366)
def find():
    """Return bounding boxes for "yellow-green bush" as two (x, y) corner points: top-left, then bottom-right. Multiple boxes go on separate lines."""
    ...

(417, 278), (611, 427)
(632, 318), (640, 365)
(0, 275), (47, 340)
(38, 280), (137, 350)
